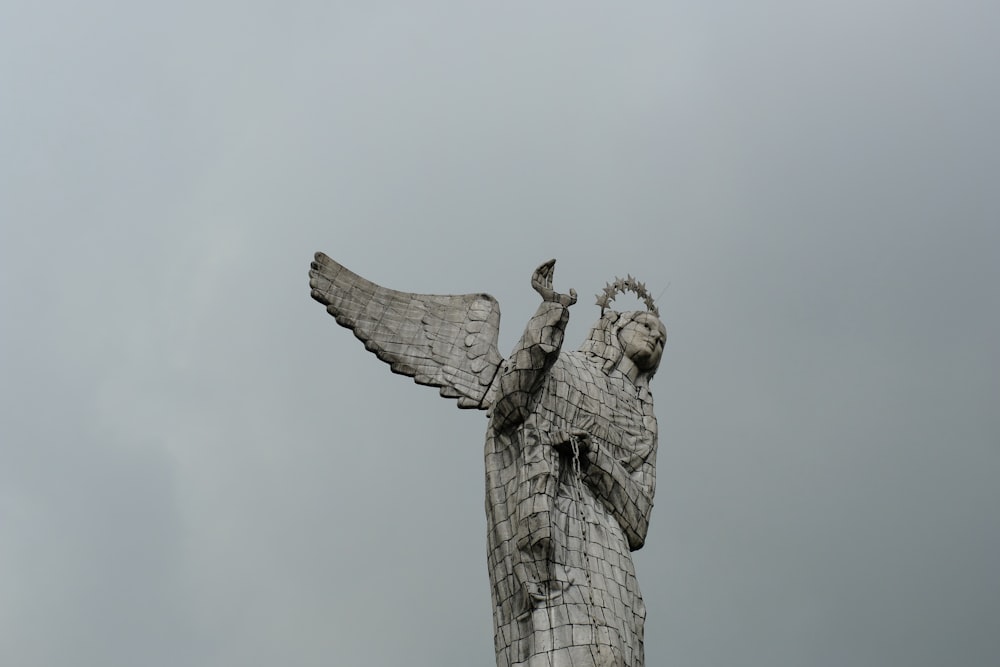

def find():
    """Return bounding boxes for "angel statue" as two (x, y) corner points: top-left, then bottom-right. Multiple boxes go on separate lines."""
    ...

(309, 253), (667, 667)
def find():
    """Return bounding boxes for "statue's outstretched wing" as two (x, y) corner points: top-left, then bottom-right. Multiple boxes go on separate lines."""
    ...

(309, 252), (503, 409)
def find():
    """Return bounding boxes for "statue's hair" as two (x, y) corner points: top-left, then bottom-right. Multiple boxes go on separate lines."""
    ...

(578, 310), (664, 380)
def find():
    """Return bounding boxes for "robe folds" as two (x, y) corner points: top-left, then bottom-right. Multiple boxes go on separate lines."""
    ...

(485, 302), (657, 667)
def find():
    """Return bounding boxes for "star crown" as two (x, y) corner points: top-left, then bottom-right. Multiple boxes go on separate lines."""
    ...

(595, 275), (659, 317)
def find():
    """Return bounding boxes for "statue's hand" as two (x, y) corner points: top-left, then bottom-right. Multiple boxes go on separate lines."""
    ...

(553, 430), (591, 461)
(531, 259), (577, 307)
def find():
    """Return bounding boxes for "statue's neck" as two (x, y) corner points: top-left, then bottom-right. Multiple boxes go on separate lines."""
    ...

(617, 356), (643, 385)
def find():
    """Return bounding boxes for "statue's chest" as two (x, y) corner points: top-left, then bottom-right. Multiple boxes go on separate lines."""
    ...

(539, 360), (656, 463)
(593, 376), (654, 456)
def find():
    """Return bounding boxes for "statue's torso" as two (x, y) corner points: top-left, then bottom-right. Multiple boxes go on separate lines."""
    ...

(485, 352), (655, 667)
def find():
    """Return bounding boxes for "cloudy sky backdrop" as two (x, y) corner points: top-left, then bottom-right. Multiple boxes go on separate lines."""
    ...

(3, 2), (998, 665)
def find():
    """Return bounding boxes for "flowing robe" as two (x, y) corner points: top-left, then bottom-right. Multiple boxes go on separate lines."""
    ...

(485, 302), (657, 667)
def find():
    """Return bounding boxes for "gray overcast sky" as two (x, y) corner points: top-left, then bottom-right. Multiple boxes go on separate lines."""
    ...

(2, 2), (998, 666)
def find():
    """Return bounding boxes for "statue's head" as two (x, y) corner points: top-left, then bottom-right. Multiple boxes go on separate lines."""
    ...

(579, 310), (667, 379)
(618, 310), (667, 372)
(579, 274), (666, 380)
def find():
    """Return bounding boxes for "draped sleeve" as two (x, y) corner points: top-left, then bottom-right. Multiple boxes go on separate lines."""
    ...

(584, 432), (657, 550)
(489, 300), (570, 432)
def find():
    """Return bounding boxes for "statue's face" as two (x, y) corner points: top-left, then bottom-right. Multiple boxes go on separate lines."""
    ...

(618, 312), (666, 372)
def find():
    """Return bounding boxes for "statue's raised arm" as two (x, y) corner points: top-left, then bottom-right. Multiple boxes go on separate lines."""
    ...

(490, 258), (577, 431)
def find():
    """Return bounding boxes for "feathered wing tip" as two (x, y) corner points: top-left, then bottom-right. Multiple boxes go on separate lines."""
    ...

(309, 252), (504, 409)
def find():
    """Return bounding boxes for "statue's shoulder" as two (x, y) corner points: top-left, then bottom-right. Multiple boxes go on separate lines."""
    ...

(550, 350), (604, 386)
